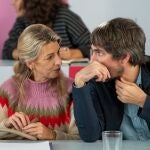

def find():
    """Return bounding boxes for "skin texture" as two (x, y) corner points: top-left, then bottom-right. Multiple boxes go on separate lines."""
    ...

(11, 0), (24, 17)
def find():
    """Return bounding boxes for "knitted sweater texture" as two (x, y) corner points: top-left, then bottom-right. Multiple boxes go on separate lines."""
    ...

(0, 77), (79, 140)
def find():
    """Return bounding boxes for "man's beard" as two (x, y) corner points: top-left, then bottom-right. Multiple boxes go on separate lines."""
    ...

(108, 66), (124, 80)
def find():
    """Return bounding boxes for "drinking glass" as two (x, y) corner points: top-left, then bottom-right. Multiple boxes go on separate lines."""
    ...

(102, 131), (122, 150)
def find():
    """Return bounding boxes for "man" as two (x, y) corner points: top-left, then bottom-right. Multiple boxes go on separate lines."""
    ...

(72, 18), (150, 142)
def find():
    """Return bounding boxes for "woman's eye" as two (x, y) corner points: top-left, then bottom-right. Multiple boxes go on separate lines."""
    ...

(47, 55), (55, 60)
(57, 51), (61, 56)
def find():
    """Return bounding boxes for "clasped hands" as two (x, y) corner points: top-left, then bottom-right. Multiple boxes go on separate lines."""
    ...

(4, 112), (56, 140)
(75, 61), (147, 107)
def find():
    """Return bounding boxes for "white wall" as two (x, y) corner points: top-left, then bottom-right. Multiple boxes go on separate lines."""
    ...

(69, 0), (150, 55)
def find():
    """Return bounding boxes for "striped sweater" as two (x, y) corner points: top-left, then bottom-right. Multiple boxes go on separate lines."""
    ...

(2, 7), (90, 59)
(0, 77), (79, 140)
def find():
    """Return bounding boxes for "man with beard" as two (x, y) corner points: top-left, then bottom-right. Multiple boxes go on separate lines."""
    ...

(72, 18), (150, 142)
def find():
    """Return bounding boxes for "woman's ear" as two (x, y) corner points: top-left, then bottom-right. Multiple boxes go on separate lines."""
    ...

(25, 61), (34, 70)
(120, 53), (131, 65)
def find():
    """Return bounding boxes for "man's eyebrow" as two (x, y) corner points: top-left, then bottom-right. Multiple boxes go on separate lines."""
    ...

(92, 48), (104, 52)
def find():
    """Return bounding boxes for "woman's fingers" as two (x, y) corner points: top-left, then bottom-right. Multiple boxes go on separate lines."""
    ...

(15, 112), (28, 127)
(8, 112), (30, 130)
(10, 118), (20, 130)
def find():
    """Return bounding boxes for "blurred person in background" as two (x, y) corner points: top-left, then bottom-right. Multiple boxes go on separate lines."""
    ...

(0, 24), (79, 140)
(2, 0), (90, 60)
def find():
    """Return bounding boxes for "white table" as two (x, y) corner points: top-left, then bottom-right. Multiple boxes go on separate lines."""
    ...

(0, 140), (150, 150)
(53, 140), (150, 150)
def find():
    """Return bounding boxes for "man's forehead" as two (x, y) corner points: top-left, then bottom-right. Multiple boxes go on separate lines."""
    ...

(91, 45), (105, 51)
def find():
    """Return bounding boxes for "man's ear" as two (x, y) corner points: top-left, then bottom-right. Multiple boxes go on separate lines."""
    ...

(120, 53), (130, 65)
(26, 61), (34, 70)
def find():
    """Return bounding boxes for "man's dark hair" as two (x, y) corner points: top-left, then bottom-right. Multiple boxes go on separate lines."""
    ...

(91, 18), (146, 65)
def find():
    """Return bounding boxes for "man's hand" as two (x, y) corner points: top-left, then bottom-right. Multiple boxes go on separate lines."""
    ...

(22, 122), (56, 140)
(115, 78), (147, 107)
(75, 61), (111, 87)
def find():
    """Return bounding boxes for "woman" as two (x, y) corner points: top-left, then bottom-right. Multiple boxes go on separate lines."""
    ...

(2, 0), (90, 60)
(0, 24), (79, 140)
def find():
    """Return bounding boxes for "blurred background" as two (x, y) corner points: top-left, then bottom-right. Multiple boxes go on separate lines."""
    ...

(0, 0), (150, 58)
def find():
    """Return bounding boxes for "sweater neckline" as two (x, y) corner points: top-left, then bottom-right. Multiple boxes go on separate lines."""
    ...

(26, 78), (52, 84)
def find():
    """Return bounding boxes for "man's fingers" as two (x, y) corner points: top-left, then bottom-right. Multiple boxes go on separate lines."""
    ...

(120, 77), (134, 85)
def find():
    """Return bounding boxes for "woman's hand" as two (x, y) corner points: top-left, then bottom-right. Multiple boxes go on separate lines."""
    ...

(4, 112), (30, 130)
(22, 122), (56, 140)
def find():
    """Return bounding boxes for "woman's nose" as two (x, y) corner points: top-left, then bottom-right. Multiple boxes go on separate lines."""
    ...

(55, 54), (62, 65)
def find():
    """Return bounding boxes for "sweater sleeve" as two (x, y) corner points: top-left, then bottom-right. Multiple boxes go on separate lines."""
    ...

(54, 103), (80, 140)
(0, 78), (18, 127)
(0, 78), (19, 139)
(0, 80), (16, 126)
(2, 17), (29, 60)
(0, 95), (8, 128)
(0, 93), (11, 138)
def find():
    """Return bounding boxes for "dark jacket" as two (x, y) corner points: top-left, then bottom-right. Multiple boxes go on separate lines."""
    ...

(72, 56), (150, 142)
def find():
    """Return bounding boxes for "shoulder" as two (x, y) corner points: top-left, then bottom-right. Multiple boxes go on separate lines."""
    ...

(0, 77), (16, 88)
(0, 77), (18, 98)
(9, 17), (30, 34)
(14, 17), (29, 26)
(56, 7), (83, 22)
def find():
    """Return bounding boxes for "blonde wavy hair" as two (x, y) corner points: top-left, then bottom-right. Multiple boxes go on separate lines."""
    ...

(13, 24), (67, 101)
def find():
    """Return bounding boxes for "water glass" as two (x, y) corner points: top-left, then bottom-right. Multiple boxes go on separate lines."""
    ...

(102, 131), (122, 150)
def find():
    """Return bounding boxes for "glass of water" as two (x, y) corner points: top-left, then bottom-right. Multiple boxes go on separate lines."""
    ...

(102, 131), (122, 150)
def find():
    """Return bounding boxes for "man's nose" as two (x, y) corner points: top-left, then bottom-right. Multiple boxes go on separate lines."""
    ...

(90, 53), (97, 63)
